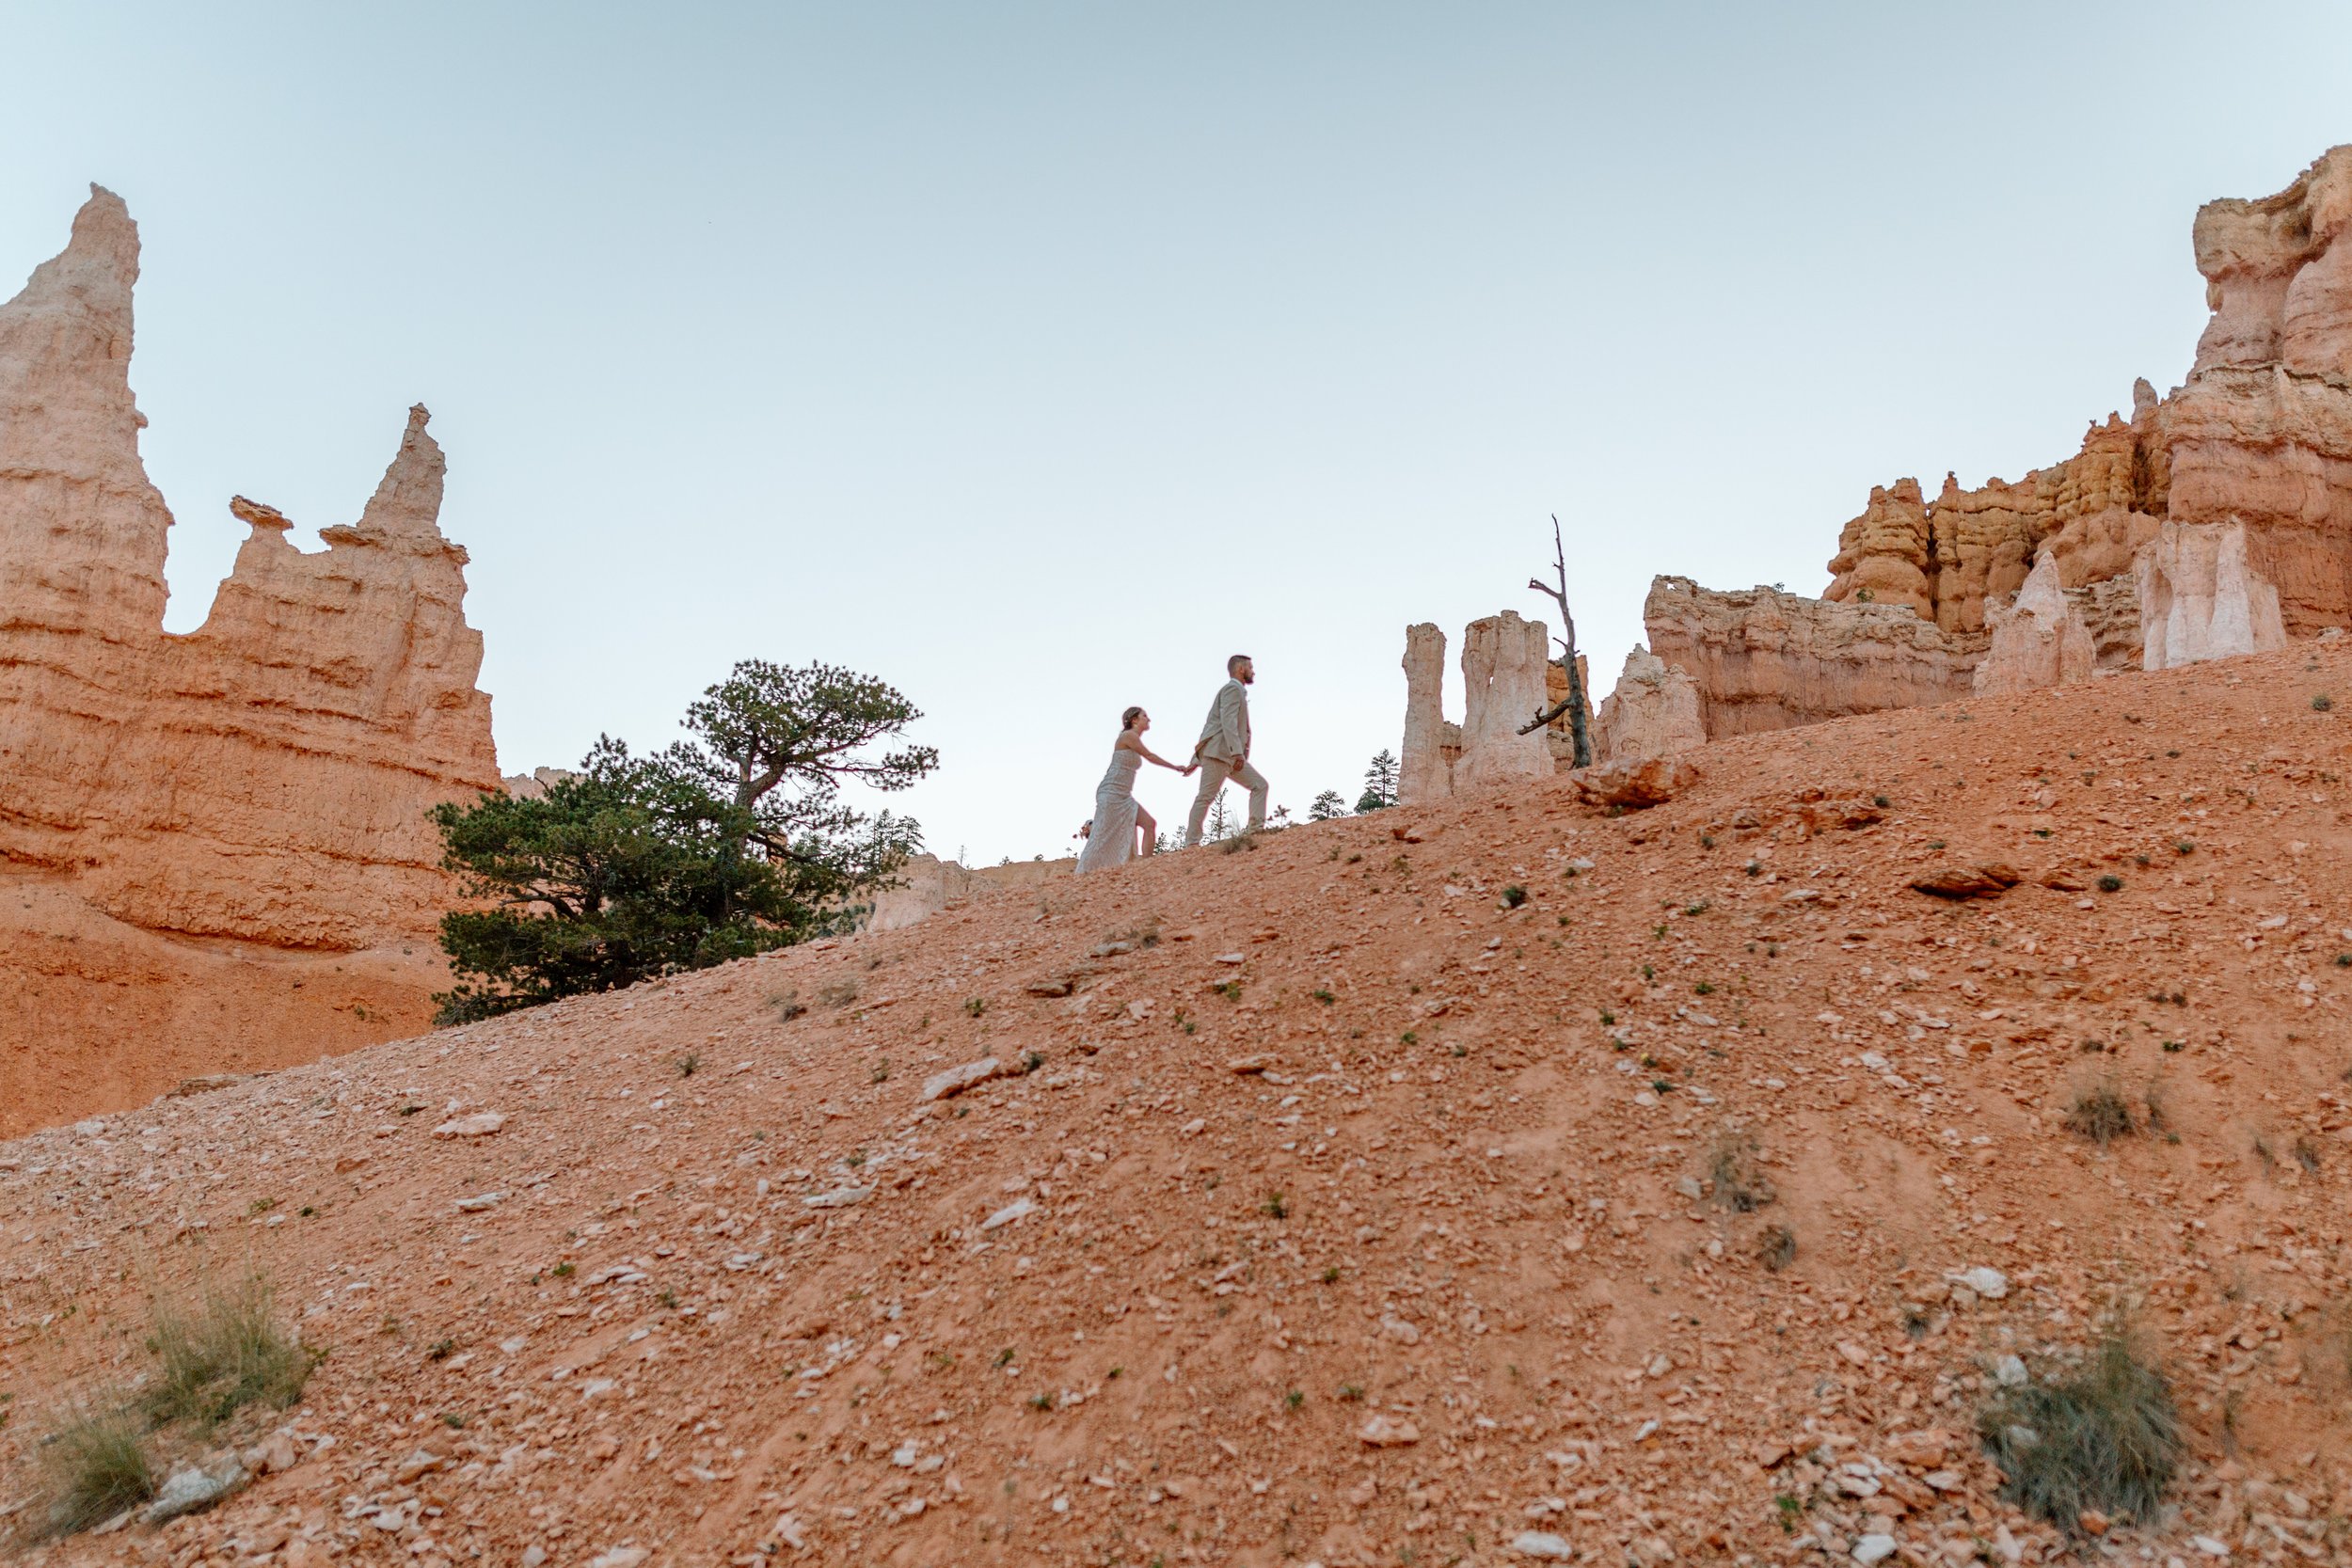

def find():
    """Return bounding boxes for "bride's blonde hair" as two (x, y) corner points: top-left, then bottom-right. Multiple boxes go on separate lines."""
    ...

(1120, 706), (1145, 730)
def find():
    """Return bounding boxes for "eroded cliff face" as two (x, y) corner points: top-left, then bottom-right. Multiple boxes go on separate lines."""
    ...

(0, 186), (500, 953)
(1644, 145), (2352, 739)
(2169, 149), (2352, 635)
(1821, 387), (2170, 639)
(1643, 578), (1982, 738)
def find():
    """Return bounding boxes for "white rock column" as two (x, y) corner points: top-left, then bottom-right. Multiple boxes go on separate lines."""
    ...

(1398, 622), (1454, 806)
(2137, 520), (2286, 670)
(1973, 552), (2095, 694)
(1455, 610), (1553, 790)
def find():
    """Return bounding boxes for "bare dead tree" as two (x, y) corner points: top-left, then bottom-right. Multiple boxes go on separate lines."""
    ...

(1517, 514), (1592, 767)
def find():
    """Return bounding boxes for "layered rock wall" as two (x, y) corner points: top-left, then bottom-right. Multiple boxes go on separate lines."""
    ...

(1643, 578), (1981, 737)
(1647, 145), (2352, 734)
(2168, 150), (2352, 635)
(1822, 386), (2170, 641)
(0, 187), (501, 952)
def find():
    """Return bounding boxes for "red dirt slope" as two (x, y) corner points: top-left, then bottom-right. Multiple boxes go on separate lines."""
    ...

(5, 643), (2352, 1566)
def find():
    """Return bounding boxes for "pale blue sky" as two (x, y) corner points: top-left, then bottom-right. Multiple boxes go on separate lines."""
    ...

(5, 4), (2349, 863)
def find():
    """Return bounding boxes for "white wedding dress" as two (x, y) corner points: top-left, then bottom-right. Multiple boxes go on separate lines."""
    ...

(1075, 747), (1142, 874)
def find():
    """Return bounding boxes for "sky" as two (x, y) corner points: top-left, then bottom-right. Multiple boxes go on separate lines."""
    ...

(5, 3), (2351, 865)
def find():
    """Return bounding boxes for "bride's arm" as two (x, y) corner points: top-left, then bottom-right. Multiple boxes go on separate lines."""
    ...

(1135, 742), (1187, 771)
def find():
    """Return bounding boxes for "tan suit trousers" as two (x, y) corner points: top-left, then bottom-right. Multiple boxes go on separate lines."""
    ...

(1184, 754), (1268, 847)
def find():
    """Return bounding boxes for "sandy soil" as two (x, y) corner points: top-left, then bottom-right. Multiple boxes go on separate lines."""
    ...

(4, 642), (2351, 1565)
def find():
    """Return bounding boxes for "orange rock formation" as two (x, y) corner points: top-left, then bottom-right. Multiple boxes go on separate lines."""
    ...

(1821, 388), (2170, 638)
(0, 186), (500, 1131)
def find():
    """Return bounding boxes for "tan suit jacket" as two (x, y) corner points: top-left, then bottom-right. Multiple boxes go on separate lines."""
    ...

(1193, 678), (1249, 763)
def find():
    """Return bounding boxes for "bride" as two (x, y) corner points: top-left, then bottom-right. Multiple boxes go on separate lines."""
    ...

(1075, 706), (1194, 874)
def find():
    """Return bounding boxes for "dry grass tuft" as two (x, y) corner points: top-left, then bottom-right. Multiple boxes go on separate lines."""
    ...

(2063, 1082), (2137, 1147)
(1708, 1134), (1776, 1213)
(1977, 1323), (2182, 1535)
(143, 1266), (317, 1431)
(36, 1401), (153, 1537)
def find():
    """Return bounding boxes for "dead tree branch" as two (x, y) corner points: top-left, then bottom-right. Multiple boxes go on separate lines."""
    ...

(1515, 514), (1591, 766)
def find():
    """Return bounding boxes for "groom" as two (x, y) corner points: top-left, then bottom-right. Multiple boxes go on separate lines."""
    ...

(1185, 653), (1270, 847)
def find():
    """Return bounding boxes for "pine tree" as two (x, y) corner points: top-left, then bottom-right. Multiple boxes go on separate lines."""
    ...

(1356, 749), (1399, 813)
(430, 659), (935, 1022)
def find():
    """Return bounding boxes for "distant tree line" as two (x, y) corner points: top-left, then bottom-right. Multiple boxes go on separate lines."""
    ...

(1309, 748), (1397, 822)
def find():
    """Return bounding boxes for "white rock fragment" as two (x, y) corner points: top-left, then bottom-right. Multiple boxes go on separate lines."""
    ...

(921, 1058), (1003, 1101)
(587, 1550), (650, 1568)
(453, 1192), (504, 1213)
(1512, 1531), (1574, 1560)
(803, 1186), (872, 1210)
(241, 1429), (300, 1477)
(982, 1197), (1034, 1231)
(431, 1112), (506, 1139)
(142, 1457), (247, 1524)
(1852, 1535), (1898, 1564)
(392, 1449), (445, 1483)
(1950, 1265), (2009, 1300)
